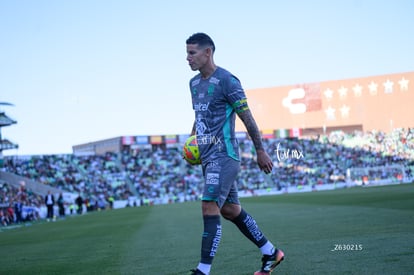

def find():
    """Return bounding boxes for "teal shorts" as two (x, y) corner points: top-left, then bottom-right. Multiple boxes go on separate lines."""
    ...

(201, 156), (241, 208)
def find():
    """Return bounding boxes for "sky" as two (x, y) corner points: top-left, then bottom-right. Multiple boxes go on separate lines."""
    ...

(1, 0), (413, 156)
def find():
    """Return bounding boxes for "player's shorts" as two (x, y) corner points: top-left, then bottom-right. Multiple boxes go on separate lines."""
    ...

(201, 156), (241, 208)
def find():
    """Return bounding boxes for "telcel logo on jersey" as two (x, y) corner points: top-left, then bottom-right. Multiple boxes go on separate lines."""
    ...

(194, 102), (210, 111)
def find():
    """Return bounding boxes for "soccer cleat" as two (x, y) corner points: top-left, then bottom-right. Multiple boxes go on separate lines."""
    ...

(254, 248), (285, 274)
(189, 269), (206, 275)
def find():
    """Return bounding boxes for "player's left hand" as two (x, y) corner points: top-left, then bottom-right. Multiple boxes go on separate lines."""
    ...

(256, 149), (273, 174)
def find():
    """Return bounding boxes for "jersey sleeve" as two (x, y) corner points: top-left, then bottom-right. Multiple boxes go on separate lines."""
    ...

(224, 75), (249, 114)
(189, 76), (199, 111)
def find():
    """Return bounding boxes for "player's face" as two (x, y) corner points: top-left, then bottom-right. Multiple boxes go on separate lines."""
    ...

(186, 44), (209, 71)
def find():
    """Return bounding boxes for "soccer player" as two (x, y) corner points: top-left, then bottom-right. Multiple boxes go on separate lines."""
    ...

(185, 33), (284, 275)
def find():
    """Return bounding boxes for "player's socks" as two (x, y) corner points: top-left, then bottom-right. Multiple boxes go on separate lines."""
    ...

(196, 263), (211, 275)
(230, 208), (268, 248)
(260, 240), (275, 256)
(200, 215), (221, 267)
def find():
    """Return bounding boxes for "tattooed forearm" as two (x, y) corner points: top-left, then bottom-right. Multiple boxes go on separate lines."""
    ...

(238, 109), (264, 151)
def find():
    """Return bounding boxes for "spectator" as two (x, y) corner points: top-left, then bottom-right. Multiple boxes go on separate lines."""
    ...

(44, 191), (55, 222)
(57, 193), (65, 217)
(0, 209), (11, 226)
(75, 193), (83, 214)
(14, 200), (23, 224)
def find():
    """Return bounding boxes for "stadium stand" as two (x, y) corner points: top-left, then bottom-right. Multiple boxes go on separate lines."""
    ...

(0, 128), (413, 224)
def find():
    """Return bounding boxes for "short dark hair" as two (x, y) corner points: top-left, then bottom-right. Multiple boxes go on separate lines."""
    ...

(186, 32), (215, 53)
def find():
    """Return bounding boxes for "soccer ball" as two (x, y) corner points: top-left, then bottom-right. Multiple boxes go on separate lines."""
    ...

(183, 135), (201, 165)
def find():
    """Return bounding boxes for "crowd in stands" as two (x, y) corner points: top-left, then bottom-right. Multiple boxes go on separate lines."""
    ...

(1, 128), (413, 224)
(0, 181), (42, 226)
(238, 128), (413, 190)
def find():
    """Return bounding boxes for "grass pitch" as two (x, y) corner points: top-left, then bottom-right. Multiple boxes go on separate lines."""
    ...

(1, 184), (413, 275)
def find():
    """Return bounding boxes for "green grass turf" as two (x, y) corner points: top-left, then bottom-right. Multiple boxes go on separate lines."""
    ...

(1, 184), (413, 275)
